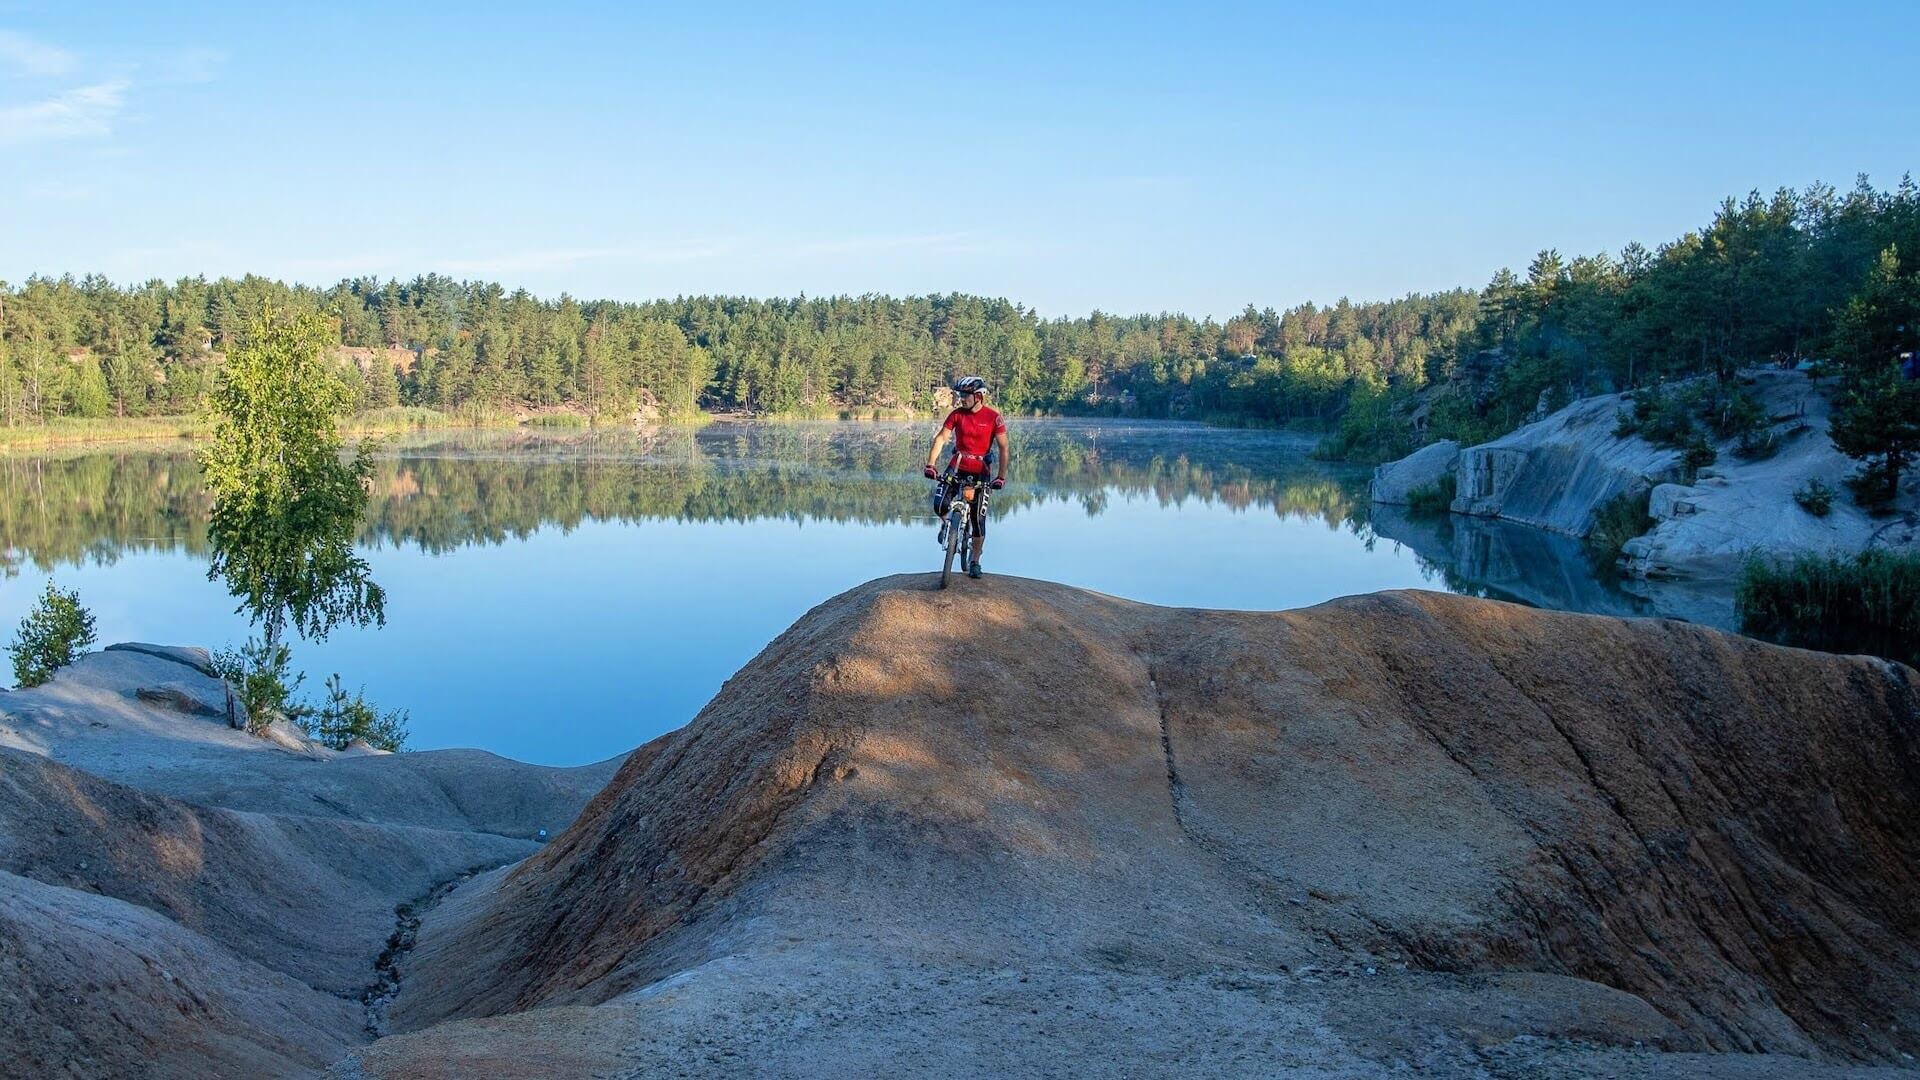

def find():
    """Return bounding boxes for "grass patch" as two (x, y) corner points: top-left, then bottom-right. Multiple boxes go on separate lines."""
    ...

(1737, 549), (1920, 666)
(1405, 472), (1456, 517)
(345, 406), (457, 434)
(0, 407), (461, 451)
(0, 415), (206, 449)
(523, 412), (591, 429)
(1584, 490), (1653, 567)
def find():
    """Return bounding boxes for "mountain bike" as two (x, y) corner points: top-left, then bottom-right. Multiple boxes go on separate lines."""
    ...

(935, 472), (990, 589)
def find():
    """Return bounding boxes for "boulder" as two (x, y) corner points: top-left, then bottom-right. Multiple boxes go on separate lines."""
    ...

(104, 642), (216, 676)
(1368, 439), (1459, 504)
(133, 680), (227, 719)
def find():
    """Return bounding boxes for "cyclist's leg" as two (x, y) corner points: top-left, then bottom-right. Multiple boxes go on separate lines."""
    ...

(969, 476), (988, 564)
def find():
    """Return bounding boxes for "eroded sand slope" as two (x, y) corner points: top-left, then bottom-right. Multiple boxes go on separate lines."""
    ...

(346, 576), (1919, 1078)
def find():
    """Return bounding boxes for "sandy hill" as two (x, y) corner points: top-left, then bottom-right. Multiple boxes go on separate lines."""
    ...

(322, 575), (1920, 1079)
(0, 646), (622, 1078)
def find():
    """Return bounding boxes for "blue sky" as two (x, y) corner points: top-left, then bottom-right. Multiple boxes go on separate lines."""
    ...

(1, 1), (1913, 318)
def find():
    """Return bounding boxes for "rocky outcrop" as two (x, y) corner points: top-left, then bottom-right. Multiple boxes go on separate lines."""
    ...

(0, 748), (532, 995)
(0, 645), (623, 1078)
(1374, 370), (1920, 581)
(350, 575), (1920, 1078)
(1, 647), (620, 837)
(1369, 439), (1458, 504)
(1, 869), (361, 1079)
(1622, 369), (1920, 579)
(1449, 392), (1686, 534)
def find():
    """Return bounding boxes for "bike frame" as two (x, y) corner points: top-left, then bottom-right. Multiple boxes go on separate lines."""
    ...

(938, 472), (990, 587)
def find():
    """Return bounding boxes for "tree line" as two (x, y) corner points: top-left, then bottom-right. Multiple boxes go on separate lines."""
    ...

(2, 176), (1916, 458)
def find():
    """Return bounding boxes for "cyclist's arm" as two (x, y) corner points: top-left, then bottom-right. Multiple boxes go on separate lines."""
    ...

(993, 430), (1009, 480)
(926, 426), (951, 471)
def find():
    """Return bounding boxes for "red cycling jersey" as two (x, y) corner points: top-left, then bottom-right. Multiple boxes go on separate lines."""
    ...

(942, 405), (1005, 474)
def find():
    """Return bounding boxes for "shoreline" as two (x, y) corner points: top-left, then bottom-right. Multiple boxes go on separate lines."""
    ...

(0, 407), (1339, 453)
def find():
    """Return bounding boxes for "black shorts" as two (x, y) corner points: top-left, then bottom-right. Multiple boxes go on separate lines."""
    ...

(944, 471), (992, 537)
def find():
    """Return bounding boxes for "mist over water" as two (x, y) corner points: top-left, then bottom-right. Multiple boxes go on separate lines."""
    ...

(0, 420), (1661, 764)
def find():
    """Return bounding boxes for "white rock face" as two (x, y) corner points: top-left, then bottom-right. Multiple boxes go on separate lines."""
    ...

(1622, 369), (1920, 580)
(1450, 392), (1686, 535)
(1369, 439), (1459, 504)
(1369, 369), (1917, 581)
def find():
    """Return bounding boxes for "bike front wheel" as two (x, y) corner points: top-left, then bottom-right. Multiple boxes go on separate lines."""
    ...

(941, 509), (962, 588)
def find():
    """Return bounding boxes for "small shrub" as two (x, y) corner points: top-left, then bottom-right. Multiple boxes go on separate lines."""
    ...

(1793, 479), (1836, 517)
(9, 582), (97, 688)
(311, 674), (409, 751)
(1845, 465), (1898, 511)
(1682, 436), (1718, 475)
(1734, 427), (1782, 461)
(1738, 550), (1920, 666)
(1585, 491), (1654, 567)
(1405, 472), (1457, 517)
(1612, 409), (1640, 438)
(211, 638), (308, 735)
(1707, 387), (1766, 441)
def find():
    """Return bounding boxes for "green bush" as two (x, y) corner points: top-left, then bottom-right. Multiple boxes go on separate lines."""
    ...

(1585, 491), (1654, 566)
(1624, 386), (1698, 448)
(211, 637), (308, 735)
(1793, 478), (1836, 517)
(1737, 549), (1920, 666)
(1845, 464), (1899, 510)
(311, 674), (409, 751)
(1620, 382), (1762, 460)
(1406, 472), (1457, 517)
(1313, 379), (1413, 464)
(9, 582), (97, 688)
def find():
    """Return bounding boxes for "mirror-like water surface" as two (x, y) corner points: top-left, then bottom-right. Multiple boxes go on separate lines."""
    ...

(0, 420), (1686, 765)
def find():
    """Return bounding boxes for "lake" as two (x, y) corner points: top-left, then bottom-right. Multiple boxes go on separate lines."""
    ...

(0, 419), (1692, 765)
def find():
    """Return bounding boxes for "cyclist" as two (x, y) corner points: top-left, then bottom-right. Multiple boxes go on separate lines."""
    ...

(923, 376), (1008, 579)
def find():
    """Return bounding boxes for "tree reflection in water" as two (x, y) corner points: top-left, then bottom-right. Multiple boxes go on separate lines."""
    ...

(0, 421), (1369, 569)
(0, 420), (1723, 632)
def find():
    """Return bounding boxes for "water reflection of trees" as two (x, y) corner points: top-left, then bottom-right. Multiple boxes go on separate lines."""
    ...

(0, 422), (1372, 572)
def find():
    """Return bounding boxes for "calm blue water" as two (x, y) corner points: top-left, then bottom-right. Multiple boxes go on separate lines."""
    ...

(0, 420), (1642, 765)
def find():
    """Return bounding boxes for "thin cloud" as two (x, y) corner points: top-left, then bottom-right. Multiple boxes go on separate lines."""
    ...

(0, 80), (128, 145)
(0, 30), (75, 77)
